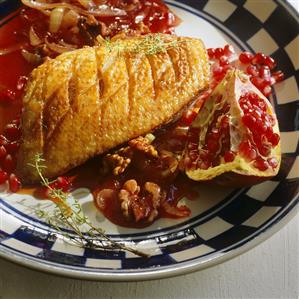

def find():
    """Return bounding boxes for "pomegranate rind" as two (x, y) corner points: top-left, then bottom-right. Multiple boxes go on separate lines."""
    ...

(185, 69), (281, 182)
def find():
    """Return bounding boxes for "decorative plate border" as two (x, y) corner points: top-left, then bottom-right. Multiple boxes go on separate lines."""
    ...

(0, 0), (298, 281)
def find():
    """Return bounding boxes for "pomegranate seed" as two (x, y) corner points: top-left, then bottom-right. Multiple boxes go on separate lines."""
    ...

(214, 47), (224, 59)
(189, 149), (199, 161)
(272, 71), (284, 83)
(0, 135), (8, 146)
(181, 109), (198, 126)
(242, 114), (256, 128)
(252, 108), (262, 119)
(252, 52), (266, 65)
(269, 133), (280, 146)
(246, 65), (259, 77)
(9, 173), (21, 193)
(222, 64), (233, 72)
(262, 85), (272, 97)
(239, 140), (250, 152)
(239, 141), (257, 161)
(247, 92), (259, 102)
(50, 177), (71, 192)
(198, 160), (210, 170)
(268, 157), (278, 169)
(254, 157), (269, 171)
(4, 123), (21, 141)
(255, 119), (268, 133)
(258, 142), (272, 157)
(256, 100), (266, 111)
(16, 76), (28, 90)
(267, 114), (276, 126)
(56, 176), (71, 192)
(199, 150), (209, 160)
(224, 151), (236, 162)
(213, 66), (226, 82)
(219, 55), (229, 66)
(220, 115), (230, 130)
(215, 95), (223, 103)
(184, 157), (192, 169)
(239, 52), (253, 64)
(209, 128), (220, 140)
(240, 102), (250, 111)
(0, 145), (7, 159)
(264, 56), (276, 70)
(188, 128), (200, 143)
(207, 48), (215, 59)
(251, 77), (266, 89)
(223, 44), (235, 57)
(259, 66), (271, 80)
(0, 89), (16, 104)
(212, 156), (221, 167)
(12, 117), (20, 126)
(207, 139), (219, 153)
(267, 76), (276, 86)
(213, 65), (224, 76)
(2, 154), (16, 173)
(5, 141), (20, 154)
(0, 170), (8, 184)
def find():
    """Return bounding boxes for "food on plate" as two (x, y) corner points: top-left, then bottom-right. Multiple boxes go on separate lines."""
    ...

(183, 69), (281, 186)
(16, 34), (210, 182)
(13, 0), (180, 61)
(0, 0), (285, 230)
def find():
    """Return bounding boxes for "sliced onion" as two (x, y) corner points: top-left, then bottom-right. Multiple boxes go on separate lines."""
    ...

(49, 8), (65, 33)
(29, 26), (42, 46)
(76, 0), (93, 9)
(21, 49), (42, 64)
(161, 201), (191, 218)
(45, 38), (77, 54)
(21, 0), (126, 17)
(0, 43), (25, 56)
(62, 9), (80, 28)
(95, 189), (115, 210)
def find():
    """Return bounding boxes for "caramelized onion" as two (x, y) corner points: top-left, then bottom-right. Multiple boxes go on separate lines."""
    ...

(21, 0), (126, 17)
(0, 43), (25, 56)
(49, 8), (65, 33)
(76, 0), (93, 9)
(29, 26), (42, 46)
(62, 9), (80, 28)
(21, 49), (42, 64)
(45, 38), (77, 54)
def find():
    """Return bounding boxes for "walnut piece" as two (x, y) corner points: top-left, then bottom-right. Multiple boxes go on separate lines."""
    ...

(129, 136), (158, 158)
(102, 135), (179, 180)
(118, 179), (164, 223)
(104, 153), (131, 176)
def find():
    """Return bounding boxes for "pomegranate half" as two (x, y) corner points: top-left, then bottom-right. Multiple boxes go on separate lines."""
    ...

(183, 69), (281, 186)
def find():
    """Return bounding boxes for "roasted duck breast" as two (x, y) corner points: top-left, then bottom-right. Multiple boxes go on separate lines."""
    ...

(17, 34), (210, 182)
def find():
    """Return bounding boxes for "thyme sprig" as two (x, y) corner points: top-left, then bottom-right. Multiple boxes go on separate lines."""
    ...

(98, 33), (180, 56)
(29, 154), (148, 258)
(131, 34), (179, 55)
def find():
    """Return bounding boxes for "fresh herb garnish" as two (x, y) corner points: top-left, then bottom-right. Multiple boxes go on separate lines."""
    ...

(98, 33), (180, 56)
(131, 34), (179, 55)
(29, 154), (148, 258)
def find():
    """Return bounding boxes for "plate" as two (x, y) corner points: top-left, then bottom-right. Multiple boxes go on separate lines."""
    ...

(0, 0), (298, 281)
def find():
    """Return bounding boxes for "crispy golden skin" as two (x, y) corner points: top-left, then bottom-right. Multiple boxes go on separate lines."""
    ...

(17, 34), (210, 182)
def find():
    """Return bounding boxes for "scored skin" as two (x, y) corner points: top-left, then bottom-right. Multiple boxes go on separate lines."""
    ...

(17, 34), (210, 182)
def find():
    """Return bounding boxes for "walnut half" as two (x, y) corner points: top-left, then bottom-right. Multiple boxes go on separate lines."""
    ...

(118, 179), (164, 223)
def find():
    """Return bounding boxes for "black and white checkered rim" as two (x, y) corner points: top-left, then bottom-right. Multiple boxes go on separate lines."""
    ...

(0, 0), (298, 281)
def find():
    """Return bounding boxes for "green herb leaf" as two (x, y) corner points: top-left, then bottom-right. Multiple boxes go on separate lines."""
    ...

(29, 154), (148, 258)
